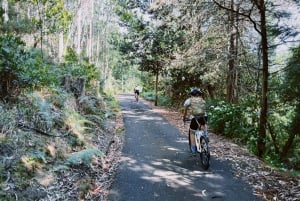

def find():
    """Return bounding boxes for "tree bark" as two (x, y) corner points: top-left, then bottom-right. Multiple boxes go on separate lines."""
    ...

(258, 0), (268, 158)
(155, 70), (158, 106)
(226, 0), (240, 103)
(280, 105), (300, 160)
(58, 32), (64, 62)
(267, 123), (279, 155)
(76, 0), (82, 55)
(226, 0), (235, 103)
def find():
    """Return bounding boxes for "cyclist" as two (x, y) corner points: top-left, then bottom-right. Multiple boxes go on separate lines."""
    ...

(134, 85), (140, 102)
(183, 88), (207, 156)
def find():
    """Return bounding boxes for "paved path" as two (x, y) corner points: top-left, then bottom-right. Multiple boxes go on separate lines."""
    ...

(108, 94), (260, 201)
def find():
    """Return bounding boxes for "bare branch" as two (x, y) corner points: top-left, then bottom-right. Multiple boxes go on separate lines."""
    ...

(213, 0), (261, 34)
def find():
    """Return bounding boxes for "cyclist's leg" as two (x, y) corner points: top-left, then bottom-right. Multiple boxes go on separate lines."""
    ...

(200, 117), (208, 138)
(190, 130), (196, 153)
(189, 118), (198, 154)
(134, 92), (137, 101)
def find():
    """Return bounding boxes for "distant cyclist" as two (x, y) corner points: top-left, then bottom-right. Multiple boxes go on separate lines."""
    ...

(183, 88), (207, 155)
(134, 85), (140, 102)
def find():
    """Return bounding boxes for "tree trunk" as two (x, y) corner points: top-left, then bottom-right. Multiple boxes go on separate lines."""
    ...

(58, 32), (64, 62)
(155, 71), (158, 106)
(234, 3), (240, 102)
(267, 123), (279, 155)
(258, 0), (268, 158)
(226, 0), (235, 103)
(280, 104), (300, 160)
(280, 133), (296, 161)
(77, 0), (82, 56)
(89, 0), (94, 60)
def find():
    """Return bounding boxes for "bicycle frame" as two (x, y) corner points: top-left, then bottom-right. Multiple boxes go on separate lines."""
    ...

(190, 128), (206, 153)
(183, 114), (210, 169)
(134, 93), (139, 102)
(187, 121), (210, 170)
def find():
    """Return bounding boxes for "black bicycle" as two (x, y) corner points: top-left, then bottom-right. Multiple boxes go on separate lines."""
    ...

(189, 128), (210, 169)
(185, 116), (210, 170)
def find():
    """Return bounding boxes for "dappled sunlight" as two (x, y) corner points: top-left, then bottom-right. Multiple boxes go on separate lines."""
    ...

(150, 169), (192, 187)
(119, 154), (225, 198)
(152, 108), (179, 116)
(175, 137), (188, 144)
(139, 114), (165, 121)
(165, 146), (181, 151)
(64, 110), (87, 140)
(35, 170), (55, 187)
(123, 110), (166, 122)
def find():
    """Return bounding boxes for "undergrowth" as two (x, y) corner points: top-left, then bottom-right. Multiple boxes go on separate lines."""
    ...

(0, 86), (120, 200)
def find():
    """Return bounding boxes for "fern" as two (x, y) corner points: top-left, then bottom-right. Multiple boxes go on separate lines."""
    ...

(65, 148), (104, 167)
(64, 109), (95, 140)
(19, 91), (59, 132)
(30, 150), (47, 163)
(0, 105), (17, 134)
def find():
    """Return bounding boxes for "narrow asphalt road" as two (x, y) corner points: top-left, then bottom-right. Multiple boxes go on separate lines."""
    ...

(108, 94), (260, 201)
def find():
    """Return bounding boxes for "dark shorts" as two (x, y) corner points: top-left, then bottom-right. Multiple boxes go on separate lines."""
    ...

(190, 116), (207, 130)
(134, 90), (139, 95)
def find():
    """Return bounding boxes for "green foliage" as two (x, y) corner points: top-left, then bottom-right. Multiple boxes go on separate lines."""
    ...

(18, 151), (47, 175)
(0, 103), (17, 135)
(142, 91), (155, 102)
(77, 95), (109, 130)
(63, 46), (78, 63)
(282, 45), (300, 102)
(24, 49), (61, 86)
(104, 94), (121, 115)
(29, 150), (47, 164)
(116, 1), (183, 77)
(65, 148), (104, 167)
(64, 109), (93, 138)
(0, 1), (35, 34)
(0, 162), (5, 183)
(166, 68), (209, 105)
(271, 45), (300, 169)
(47, 86), (71, 109)
(79, 96), (104, 115)
(208, 99), (259, 151)
(0, 34), (60, 99)
(24, 91), (59, 132)
(141, 91), (171, 107)
(0, 34), (27, 98)
(29, 0), (73, 34)
(61, 47), (100, 88)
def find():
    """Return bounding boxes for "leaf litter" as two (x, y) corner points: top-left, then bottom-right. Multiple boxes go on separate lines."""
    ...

(146, 100), (300, 201)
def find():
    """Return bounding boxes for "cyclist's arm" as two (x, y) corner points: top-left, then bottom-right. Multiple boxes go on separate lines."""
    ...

(183, 99), (190, 121)
(183, 108), (188, 121)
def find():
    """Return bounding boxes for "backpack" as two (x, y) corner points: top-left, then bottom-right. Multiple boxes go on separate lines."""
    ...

(190, 97), (206, 115)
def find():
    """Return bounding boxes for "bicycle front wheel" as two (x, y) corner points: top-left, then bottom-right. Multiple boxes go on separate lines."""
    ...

(200, 136), (210, 170)
(188, 130), (192, 152)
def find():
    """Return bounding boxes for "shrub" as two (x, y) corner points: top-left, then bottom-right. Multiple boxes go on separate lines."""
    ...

(208, 99), (259, 145)
(0, 34), (60, 100)
(60, 47), (100, 89)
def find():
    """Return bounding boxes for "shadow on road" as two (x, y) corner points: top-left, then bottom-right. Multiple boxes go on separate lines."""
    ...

(108, 94), (261, 201)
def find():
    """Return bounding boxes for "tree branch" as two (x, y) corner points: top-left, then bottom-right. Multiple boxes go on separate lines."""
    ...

(212, 0), (261, 34)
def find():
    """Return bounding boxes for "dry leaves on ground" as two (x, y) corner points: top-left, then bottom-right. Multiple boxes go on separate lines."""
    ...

(146, 100), (300, 201)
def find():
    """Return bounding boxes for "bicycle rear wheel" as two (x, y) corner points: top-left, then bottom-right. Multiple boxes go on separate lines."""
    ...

(188, 130), (192, 152)
(200, 136), (210, 170)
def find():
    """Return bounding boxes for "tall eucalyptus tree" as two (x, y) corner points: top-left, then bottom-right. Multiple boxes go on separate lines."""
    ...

(213, 0), (298, 157)
(116, 0), (183, 105)
(25, 0), (72, 57)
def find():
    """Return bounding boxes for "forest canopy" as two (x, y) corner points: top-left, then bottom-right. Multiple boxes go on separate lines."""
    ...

(0, 0), (299, 181)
